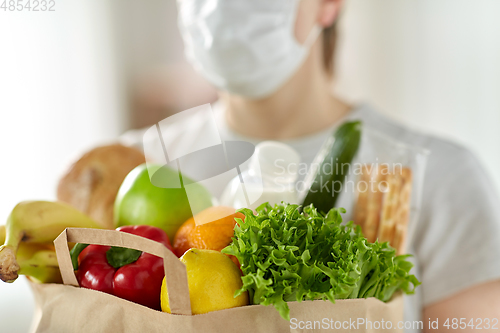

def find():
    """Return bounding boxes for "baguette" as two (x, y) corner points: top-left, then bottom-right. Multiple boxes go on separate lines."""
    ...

(392, 168), (413, 254)
(377, 167), (402, 243)
(354, 164), (413, 254)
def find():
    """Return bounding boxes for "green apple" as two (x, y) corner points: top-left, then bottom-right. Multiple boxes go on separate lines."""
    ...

(114, 164), (213, 242)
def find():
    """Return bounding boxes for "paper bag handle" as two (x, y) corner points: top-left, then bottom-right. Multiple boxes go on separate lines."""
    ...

(53, 228), (192, 316)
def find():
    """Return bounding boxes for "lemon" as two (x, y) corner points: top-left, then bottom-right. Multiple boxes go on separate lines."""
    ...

(161, 249), (248, 314)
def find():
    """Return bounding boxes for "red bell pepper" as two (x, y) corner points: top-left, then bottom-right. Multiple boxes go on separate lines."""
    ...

(71, 225), (172, 310)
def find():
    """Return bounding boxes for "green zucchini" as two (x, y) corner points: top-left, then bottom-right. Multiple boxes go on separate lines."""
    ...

(301, 121), (362, 213)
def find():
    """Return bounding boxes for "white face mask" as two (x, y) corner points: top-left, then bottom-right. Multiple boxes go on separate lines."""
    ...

(177, 0), (322, 100)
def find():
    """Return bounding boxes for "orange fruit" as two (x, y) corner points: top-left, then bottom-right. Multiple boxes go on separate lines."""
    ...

(173, 206), (245, 262)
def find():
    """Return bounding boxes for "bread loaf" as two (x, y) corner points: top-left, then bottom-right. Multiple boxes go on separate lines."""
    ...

(57, 144), (145, 229)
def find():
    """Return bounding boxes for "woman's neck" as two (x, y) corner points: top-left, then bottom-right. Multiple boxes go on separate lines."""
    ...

(221, 41), (351, 140)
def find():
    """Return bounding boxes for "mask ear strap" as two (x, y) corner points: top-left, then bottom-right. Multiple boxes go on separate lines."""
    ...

(291, 0), (322, 48)
(303, 24), (323, 49)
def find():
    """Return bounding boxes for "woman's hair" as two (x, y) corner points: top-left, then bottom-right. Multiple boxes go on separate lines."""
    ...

(322, 23), (337, 74)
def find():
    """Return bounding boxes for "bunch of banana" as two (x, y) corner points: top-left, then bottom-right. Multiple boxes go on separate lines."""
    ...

(0, 201), (103, 284)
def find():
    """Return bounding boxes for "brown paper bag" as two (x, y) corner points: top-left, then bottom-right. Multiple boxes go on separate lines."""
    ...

(29, 228), (404, 333)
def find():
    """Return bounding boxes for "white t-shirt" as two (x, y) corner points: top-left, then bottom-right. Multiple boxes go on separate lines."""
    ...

(121, 103), (500, 333)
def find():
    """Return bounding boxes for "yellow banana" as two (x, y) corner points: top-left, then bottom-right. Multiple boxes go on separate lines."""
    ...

(1, 224), (60, 282)
(0, 225), (4, 244)
(1, 224), (54, 261)
(18, 243), (54, 262)
(18, 250), (62, 284)
(0, 201), (103, 283)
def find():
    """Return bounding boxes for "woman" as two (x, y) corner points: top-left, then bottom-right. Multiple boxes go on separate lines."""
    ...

(123, 1), (500, 331)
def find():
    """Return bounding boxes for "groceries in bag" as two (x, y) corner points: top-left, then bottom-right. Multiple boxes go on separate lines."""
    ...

(0, 136), (422, 332)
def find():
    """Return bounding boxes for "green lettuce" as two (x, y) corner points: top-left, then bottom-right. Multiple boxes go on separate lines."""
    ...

(222, 203), (420, 320)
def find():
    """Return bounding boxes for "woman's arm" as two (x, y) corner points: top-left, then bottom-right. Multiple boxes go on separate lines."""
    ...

(423, 280), (500, 332)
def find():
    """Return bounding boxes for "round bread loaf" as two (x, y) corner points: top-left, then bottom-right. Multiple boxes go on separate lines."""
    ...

(57, 144), (145, 229)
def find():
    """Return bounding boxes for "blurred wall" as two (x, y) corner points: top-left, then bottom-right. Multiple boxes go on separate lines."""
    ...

(109, 0), (217, 129)
(335, 0), (500, 189)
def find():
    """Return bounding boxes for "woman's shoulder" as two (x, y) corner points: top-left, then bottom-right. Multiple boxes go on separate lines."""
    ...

(355, 104), (479, 170)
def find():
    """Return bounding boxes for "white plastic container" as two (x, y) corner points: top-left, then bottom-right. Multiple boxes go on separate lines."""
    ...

(220, 141), (301, 210)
